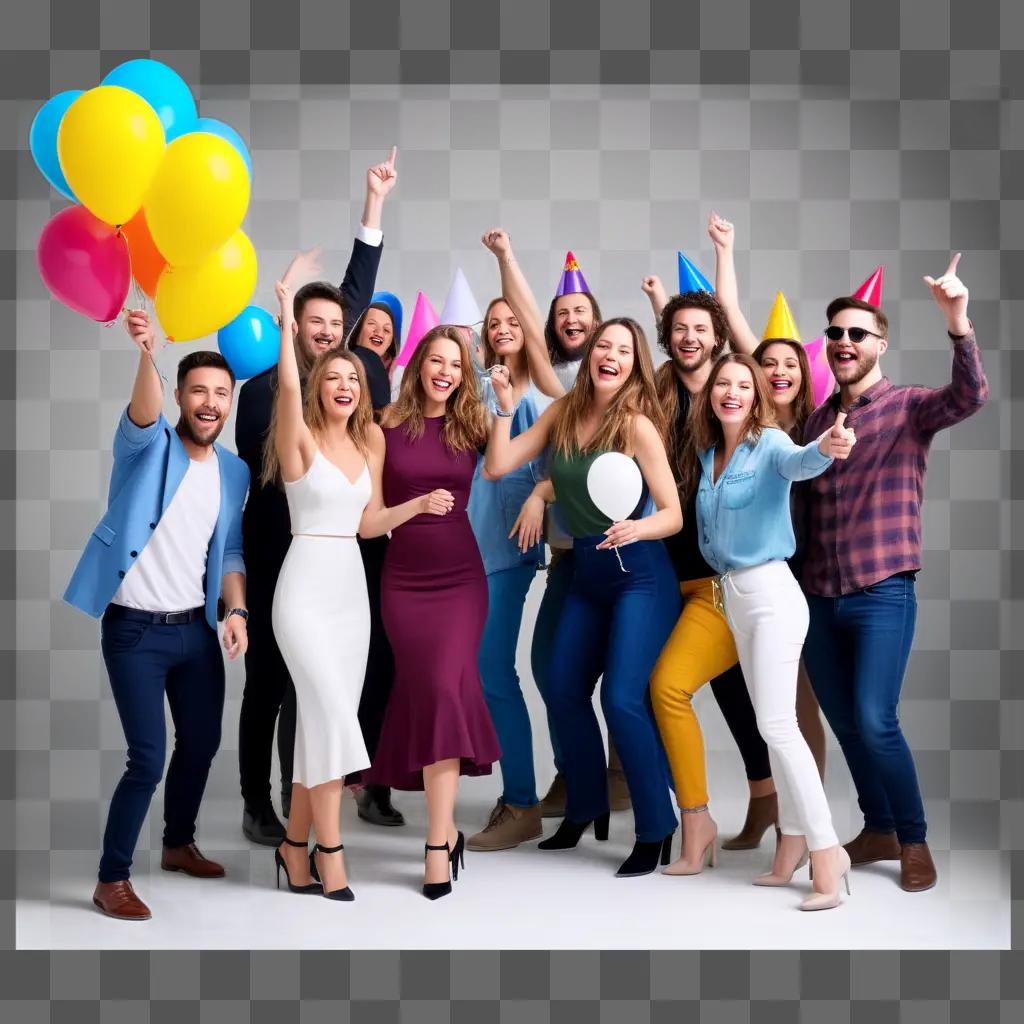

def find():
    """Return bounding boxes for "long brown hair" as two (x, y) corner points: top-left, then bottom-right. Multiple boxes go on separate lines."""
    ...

(261, 350), (373, 487)
(753, 338), (815, 440)
(383, 326), (488, 453)
(676, 353), (778, 505)
(550, 317), (667, 457)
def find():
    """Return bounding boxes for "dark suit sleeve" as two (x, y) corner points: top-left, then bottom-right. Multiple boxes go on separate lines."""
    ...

(340, 236), (383, 338)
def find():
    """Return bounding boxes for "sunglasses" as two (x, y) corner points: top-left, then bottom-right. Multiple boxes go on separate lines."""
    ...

(824, 326), (883, 343)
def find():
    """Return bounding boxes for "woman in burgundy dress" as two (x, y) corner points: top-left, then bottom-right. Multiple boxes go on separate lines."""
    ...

(363, 326), (501, 899)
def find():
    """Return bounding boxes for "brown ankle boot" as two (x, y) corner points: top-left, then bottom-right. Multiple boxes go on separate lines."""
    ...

(606, 742), (632, 812)
(721, 793), (778, 850)
(467, 799), (543, 851)
(900, 841), (937, 892)
(843, 828), (901, 866)
(540, 774), (566, 818)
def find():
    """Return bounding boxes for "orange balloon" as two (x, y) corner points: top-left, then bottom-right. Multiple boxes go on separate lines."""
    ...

(119, 209), (166, 298)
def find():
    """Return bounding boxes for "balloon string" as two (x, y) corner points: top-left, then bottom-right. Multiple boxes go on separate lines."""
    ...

(612, 545), (629, 574)
(118, 226), (167, 388)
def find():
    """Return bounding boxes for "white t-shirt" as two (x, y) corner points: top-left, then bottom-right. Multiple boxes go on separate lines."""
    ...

(113, 451), (221, 613)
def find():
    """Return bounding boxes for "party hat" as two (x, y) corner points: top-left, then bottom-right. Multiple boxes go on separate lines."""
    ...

(370, 289), (403, 343)
(677, 251), (713, 294)
(393, 291), (439, 369)
(802, 336), (837, 406)
(762, 291), (801, 341)
(852, 265), (884, 307)
(440, 267), (482, 327)
(555, 250), (591, 297)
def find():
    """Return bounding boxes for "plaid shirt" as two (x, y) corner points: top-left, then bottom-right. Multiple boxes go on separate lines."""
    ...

(799, 329), (988, 597)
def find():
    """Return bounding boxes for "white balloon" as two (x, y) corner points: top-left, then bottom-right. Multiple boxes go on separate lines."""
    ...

(587, 452), (643, 523)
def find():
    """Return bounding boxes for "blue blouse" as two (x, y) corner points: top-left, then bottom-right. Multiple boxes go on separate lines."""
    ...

(468, 377), (546, 576)
(696, 427), (832, 575)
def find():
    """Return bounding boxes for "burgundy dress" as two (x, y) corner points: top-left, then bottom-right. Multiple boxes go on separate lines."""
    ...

(367, 416), (501, 790)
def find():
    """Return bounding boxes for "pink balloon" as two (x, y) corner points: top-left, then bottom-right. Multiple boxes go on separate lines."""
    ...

(804, 335), (836, 406)
(37, 206), (130, 322)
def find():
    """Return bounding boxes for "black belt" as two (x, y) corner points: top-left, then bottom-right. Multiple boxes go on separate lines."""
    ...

(106, 604), (205, 625)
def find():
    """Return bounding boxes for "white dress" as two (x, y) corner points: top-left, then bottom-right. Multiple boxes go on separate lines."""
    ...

(272, 449), (372, 787)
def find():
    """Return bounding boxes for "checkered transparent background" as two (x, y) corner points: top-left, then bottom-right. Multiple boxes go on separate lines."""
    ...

(2, 0), (1022, 1017)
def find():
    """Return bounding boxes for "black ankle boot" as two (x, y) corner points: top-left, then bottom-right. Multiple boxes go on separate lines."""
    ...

(537, 812), (610, 850)
(616, 832), (675, 877)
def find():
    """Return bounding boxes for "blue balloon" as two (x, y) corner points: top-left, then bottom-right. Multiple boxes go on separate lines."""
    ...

(193, 117), (253, 178)
(218, 306), (280, 380)
(29, 90), (84, 202)
(101, 59), (196, 140)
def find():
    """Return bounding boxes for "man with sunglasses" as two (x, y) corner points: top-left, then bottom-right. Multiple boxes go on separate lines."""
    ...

(799, 253), (988, 892)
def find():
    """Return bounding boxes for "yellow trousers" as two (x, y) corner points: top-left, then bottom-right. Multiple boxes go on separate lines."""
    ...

(650, 577), (739, 810)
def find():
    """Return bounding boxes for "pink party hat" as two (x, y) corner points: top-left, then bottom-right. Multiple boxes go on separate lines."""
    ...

(852, 265), (884, 306)
(393, 291), (440, 369)
(555, 250), (591, 298)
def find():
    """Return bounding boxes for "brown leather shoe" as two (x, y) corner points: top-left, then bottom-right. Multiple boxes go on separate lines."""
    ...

(607, 743), (632, 812)
(93, 880), (152, 921)
(900, 841), (937, 892)
(161, 843), (226, 878)
(540, 773), (566, 818)
(722, 793), (779, 850)
(843, 828), (901, 866)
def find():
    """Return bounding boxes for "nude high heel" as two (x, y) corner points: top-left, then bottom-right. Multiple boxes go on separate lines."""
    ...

(753, 837), (811, 887)
(799, 847), (851, 911)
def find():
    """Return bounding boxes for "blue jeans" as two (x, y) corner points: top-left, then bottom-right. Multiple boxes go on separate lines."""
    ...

(546, 537), (680, 842)
(479, 564), (541, 807)
(98, 609), (225, 882)
(530, 548), (574, 775)
(802, 573), (925, 844)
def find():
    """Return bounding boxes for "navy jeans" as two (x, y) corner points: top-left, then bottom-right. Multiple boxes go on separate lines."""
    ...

(802, 573), (925, 843)
(530, 548), (574, 776)
(546, 537), (680, 842)
(479, 564), (540, 807)
(98, 609), (225, 882)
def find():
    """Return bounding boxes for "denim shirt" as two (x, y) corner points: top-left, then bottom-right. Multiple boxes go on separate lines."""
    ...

(468, 378), (545, 575)
(696, 427), (832, 575)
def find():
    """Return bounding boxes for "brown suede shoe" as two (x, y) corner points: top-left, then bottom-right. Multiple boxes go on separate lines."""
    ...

(843, 828), (901, 866)
(540, 774), (566, 818)
(900, 841), (937, 892)
(721, 793), (779, 850)
(161, 843), (226, 878)
(93, 880), (152, 921)
(467, 799), (543, 851)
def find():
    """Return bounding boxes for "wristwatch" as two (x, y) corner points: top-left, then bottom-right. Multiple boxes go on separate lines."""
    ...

(226, 607), (249, 622)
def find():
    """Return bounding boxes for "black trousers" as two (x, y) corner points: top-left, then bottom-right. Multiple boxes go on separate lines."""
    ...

(348, 534), (395, 784)
(710, 662), (772, 783)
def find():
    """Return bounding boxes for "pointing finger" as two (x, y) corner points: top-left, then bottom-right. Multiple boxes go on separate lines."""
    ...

(945, 251), (961, 277)
(386, 145), (397, 168)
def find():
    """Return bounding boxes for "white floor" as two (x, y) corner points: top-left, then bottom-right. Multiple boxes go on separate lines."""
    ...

(17, 787), (1010, 951)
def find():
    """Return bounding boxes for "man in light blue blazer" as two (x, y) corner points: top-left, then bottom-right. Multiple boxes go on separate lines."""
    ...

(65, 310), (250, 921)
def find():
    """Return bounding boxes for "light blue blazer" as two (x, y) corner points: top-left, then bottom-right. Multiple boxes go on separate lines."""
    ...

(64, 409), (249, 630)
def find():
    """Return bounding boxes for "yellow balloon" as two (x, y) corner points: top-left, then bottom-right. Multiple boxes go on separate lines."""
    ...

(144, 133), (250, 267)
(57, 85), (165, 226)
(155, 231), (257, 342)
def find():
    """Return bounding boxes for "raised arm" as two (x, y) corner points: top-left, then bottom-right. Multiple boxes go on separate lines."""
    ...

(912, 254), (989, 437)
(708, 211), (759, 356)
(596, 415), (682, 549)
(485, 365), (563, 477)
(358, 424), (455, 538)
(482, 228), (564, 399)
(772, 417), (853, 481)
(125, 309), (163, 428)
(641, 275), (670, 322)
(273, 280), (317, 482)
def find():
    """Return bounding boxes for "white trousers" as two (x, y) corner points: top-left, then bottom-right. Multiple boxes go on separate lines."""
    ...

(720, 561), (839, 851)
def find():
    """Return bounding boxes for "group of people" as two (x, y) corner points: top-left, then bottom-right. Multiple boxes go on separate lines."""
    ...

(64, 149), (989, 922)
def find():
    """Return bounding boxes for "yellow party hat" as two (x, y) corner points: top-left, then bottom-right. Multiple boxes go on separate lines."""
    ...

(761, 291), (801, 342)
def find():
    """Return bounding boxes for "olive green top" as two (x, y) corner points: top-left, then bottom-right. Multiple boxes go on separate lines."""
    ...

(548, 448), (644, 538)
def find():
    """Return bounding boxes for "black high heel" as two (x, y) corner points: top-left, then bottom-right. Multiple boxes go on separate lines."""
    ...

(423, 841), (452, 900)
(275, 836), (322, 894)
(450, 831), (465, 882)
(537, 812), (610, 850)
(616, 832), (675, 877)
(310, 843), (355, 902)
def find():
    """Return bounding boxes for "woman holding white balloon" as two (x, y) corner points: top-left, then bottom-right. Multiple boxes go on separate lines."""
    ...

(485, 318), (683, 878)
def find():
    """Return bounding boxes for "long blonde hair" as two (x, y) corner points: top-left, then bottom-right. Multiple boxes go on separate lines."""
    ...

(261, 350), (373, 487)
(383, 327), (488, 453)
(550, 317), (667, 457)
(676, 353), (778, 505)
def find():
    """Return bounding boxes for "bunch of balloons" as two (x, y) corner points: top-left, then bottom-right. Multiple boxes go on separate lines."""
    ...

(31, 59), (256, 342)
